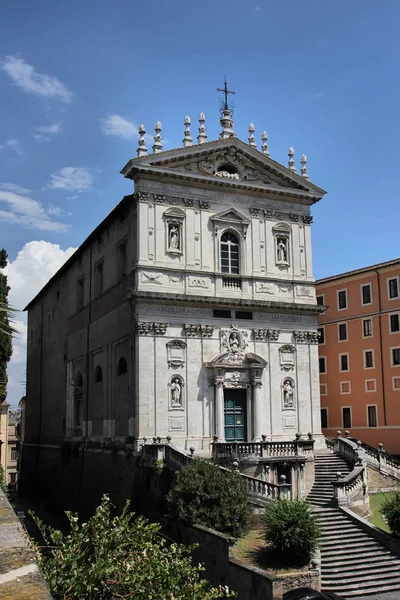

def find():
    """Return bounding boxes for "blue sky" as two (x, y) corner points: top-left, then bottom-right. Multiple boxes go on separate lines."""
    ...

(1, 0), (400, 405)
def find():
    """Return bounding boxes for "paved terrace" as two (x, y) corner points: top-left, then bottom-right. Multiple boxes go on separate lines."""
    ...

(0, 488), (52, 600)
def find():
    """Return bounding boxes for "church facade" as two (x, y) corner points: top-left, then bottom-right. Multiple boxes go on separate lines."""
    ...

(20, 105), (326, 508)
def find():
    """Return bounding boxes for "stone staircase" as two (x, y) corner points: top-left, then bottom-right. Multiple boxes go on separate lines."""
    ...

(315, 507), (400, 597)
(307, 452), (351, 506)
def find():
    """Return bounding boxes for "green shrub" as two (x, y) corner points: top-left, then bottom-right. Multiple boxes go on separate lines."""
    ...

(263, 499), (321, 565)
(382, 491), (400, 538)
(31, 494), (234, 600)
(0, 465), (7, 494)
(167, 458), (250, 537)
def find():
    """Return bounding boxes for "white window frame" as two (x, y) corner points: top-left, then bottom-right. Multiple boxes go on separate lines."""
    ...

(360, 282), (373, 306)
(339, 352), (350, 372)
(389, 312), (400, 335)
(316, 293), (325, 307)
(387, 276), (400, 301)
(362, 317), (373, 339)
(318, 326), (326, 346)
(321, 407), (328, 429)
(337, 288), (348, 311)
(390, 346), (400, 368)
(319, 356), (327, 374)
(393, 376), (400, 391)
(364, 349), (375, 370)
(367, 404), (378, 428)
(340, 381), (351, 395)
(342, 406), (352, 429)
(220, 230), (241, 275)
(320, 383), (327, 396)
(338, 322), (348, 342)
(365, 379), (377, 393)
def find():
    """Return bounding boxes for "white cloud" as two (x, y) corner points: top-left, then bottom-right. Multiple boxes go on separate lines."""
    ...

(33, 134), (50, 143)
(100, 114), (153, 145)
(253, 5), (262, 11)
(47, 204), (70, 217)
(49, 167), (94, 192)
(2, 56), (73, 103)
(0, 182), (31, 195)
(297, 92), (324, 103)
(6, 138), (23, 156)
(4, 241), (77, 406)
(0, 189), (69, 231)
(36, 123), (62, 134)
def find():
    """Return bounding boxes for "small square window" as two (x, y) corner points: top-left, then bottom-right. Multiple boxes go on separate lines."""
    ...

(318, 327), (325, 344)
(364, 350), (374, 369)
(342, 407), (351, 428)
(317, 295), (324, 306)
(338, 323), (348, 341)
(235, 311), (253, 320)
(393, 377), (400, 390)
(361, 284), (372, 305)
(340, 381), (351, 394)
(340, 354), (349, 372)
(321, 408), (328, 429)
(392, 348), (400, 366)
(338, 290), (347, 310)
(365, 379), (376, 392)
(363, 319), (372, 337)
(389, 278), (399, 299)
(319, 357), (326, 374)
(390, 314), (400, 333)
(367, 405), (377, 428)
(213, 309), (231, 319)
(320, 383), (327, 396)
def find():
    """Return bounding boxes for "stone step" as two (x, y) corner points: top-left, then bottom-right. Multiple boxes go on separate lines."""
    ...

(322, 571), (400, 589)
(322, 542), (386, 558)
(323, 563), (400, 579)
(323, 583), (400, 598)
(320, 535), (378, 548)
(323, 557), (400, 571)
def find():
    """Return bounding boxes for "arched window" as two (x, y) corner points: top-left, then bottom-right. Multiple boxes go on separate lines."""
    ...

(117, 357), (128, 375)
(220, 231), (240, 274)
(94, 365), (103, 383)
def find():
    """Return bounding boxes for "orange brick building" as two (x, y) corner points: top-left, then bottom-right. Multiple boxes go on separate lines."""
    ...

(316, 258), (400, 454)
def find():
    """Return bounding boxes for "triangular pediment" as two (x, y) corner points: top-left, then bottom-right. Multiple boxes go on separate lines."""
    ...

(121, 137), (326, 200)
(211, 207), (250, 225)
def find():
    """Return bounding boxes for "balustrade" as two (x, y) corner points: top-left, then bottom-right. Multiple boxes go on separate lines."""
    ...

(212, 439), (314, 460)
(333, 467), (366, 507)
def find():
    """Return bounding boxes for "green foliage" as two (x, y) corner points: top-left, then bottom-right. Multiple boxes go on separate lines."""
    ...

(167, 458), (250, 537)
(263, 499), (321, 566)
(30, 494), (234, 600)
(0, 465), (7, 495)
(382, 490), (400, 539)
(0, 249), (16, 401)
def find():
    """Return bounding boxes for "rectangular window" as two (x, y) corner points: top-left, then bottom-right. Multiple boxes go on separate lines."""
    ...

(321, 408), (328, 429)
(340, 354), (349, 372)
(342, 407), (352, 429)
(10, 449), (17, 461)
(389, 278), (399, 299)
(390, 314), (400, 333)
(364, 350), (374, 369)
(317, 295), (324, 306)
(393, 377), (400, 391)
(363, 318), (372, 337)
(235, 311), (253, 320)
(367, 405), (377, 427)
(213, 309), (231, 319)
(319, 357), (326, 374)
(117, 239), (127, 280)
(338, 289), (347, 310)
(392, 348), (400, 366)
(338, 323), (348, 341)
(361, 284), (372, 305)
(95, 259), (104, 297)
(340, 381), (351, 394)
(318, 327), (325, 344)
(320, 383), (327, 396)
(76, 276), (84, 311)
(365, 379), (376, 392)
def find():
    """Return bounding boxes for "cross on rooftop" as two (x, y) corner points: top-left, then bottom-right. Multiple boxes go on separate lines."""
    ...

(217, 76), (235, 111)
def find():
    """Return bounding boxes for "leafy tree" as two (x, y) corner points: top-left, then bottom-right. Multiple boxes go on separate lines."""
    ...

(0, 250), (15, 401)
(263, 499), (321, 566)
(0, 465), (7, 495)
(167, 458), (250, 537)
(31, 494), (234, 600)
(382, 491), (400, 539)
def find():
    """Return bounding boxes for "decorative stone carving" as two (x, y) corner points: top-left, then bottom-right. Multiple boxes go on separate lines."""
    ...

(135, 191), (150, 202)
(307, 332), (319, 344)
(267, 329), (280, 341)
(293, 330), (308, 343)
(220, 326), (248, 361)
(278, 284), (292, 294)
(169, 375), (184, 409)
(249, 207), (260, 217)
(153, 322), (168, 335)
(290, 213), (300, 222)
(302, 215), (313, 224)
(275, 212), (286, 221)
(184, 324), (202, 337)
(188, 276), (210, 289)
(167, 340), (186, 367)
(199, 200), (210, 209)
(282, 378), (295, 409)
(252, 328), (268, 341)
(215, 170), (240, 179)
(136, 322), (153, 335)
(255, 281), (275, 295)
(224, 370), (248, 387)
(264, 210), (274, 219)
(211, 207), (250, 240)
(154, 194), (167, 204)
(141, 272), (163, 285)
(164, 207), (185, 255)
(183, 198), (195, 207)
(296, 286), (314, 298)
(279, 345), (296, 371)
(201, 325), (214, 338)
(168, 275), (184, 284)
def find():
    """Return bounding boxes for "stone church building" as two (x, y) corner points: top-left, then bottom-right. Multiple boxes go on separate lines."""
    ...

(20, 101), (326, 509)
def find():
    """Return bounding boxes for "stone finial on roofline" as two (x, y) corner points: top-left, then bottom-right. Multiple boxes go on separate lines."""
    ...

(152, 121), (163, 154)
(197, 112), (208, 144)
(301, 154), (309, 180)
(219, 107), (235, 139)
(183, 116), (193, 147)
(261, 131), (270, 156)
(288, 147), (296, 172)
(137, 124), (148, 157)
(248, 123), (257, 148)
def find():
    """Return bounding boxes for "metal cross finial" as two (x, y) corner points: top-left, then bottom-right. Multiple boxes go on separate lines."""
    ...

(217, 76), (235, 111)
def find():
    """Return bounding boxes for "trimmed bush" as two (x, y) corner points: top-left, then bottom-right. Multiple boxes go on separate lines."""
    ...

(263, 499), (321, 565)
(167, 458), (250, 537)
(382, 490), (400, 539)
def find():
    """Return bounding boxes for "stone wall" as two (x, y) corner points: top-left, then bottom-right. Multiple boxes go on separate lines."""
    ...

(368, 466), (400, 493)
(162, 517), (320, 600)
(0, 488), (52, 600)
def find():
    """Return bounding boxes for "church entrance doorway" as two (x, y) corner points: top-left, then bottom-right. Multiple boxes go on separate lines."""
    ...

(224, 388), (247, 442)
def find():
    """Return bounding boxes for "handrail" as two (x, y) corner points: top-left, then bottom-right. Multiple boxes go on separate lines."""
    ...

(332, 466), (367, 507)
(212, 439), (314, 460)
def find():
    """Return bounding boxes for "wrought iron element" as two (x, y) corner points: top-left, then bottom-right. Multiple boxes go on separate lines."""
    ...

(217, 75), (236, 113)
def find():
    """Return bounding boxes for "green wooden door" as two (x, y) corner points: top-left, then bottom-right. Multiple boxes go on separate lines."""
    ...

(224, 389), (247, 442)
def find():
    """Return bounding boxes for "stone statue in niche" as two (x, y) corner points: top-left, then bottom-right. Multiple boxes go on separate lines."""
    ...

(277, 237), (288, 263)
(229, 331), (240, 354)
(171, 378), (182, 407)
(283, 379), (294, 408)
(169, 224), (180, 251)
